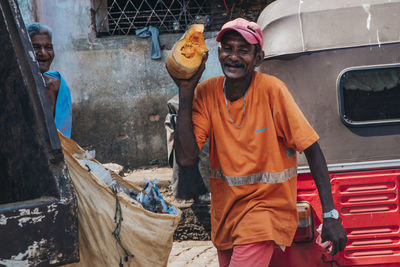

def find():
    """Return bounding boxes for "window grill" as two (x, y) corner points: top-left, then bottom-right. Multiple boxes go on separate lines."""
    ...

(106, 0), (228, 35)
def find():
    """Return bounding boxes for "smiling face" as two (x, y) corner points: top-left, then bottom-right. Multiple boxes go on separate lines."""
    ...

(30, 33), (54, 73)
(218, 31), (263, 81)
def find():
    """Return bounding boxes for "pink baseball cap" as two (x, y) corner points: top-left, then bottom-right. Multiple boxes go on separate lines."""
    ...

(216, 18), (263, 48)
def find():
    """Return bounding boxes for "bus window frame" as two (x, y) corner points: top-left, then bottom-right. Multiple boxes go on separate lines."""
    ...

(337, 63), (400, 127)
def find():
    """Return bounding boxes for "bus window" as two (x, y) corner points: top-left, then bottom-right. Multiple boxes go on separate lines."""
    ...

(338, 65), (400, 126)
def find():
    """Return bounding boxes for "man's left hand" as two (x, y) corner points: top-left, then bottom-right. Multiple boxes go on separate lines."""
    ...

(321, 218), (348, 255)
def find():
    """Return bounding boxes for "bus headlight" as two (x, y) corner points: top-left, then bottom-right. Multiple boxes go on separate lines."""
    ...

(294, 201), (314, 242)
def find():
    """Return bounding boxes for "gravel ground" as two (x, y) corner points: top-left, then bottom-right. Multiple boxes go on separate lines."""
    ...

(168, 241), (218, 267)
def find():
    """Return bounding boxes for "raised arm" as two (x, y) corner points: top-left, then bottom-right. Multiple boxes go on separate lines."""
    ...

(43, 74), (60, 115)
(167, 56), (208, 167)
(304, 141), (348, 255)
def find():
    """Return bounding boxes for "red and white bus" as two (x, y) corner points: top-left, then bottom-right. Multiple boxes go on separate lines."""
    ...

(258, 0), (400, 266)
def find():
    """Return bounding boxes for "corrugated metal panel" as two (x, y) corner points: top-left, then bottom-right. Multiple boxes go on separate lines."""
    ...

(331, 169), (400, 266)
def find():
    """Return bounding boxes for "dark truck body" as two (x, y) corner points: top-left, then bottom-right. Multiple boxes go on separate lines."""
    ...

(0, 0), (78, 266)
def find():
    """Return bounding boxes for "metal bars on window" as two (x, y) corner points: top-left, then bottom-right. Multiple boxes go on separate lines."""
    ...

(106, 0), (224, 35)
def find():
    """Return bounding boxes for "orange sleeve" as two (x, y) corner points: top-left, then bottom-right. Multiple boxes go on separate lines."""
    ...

(270, 78), (319, 152)
(192, 80), (211, 151)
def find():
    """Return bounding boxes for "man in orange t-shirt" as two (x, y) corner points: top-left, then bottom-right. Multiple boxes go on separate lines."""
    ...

(168, 18), (347, 266)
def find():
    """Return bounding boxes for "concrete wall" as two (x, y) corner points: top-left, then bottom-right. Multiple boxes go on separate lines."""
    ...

(17, 0), (270, 170)
(17, 0), (224, 169)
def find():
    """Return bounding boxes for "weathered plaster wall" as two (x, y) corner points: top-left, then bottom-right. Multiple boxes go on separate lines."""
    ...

(18, 0), (224, 169)
(16, 0), (35, 23)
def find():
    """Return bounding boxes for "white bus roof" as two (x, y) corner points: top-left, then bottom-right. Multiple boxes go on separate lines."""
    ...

(257, 0), (400, 58)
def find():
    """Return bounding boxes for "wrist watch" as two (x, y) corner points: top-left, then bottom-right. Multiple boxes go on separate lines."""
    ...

(322, 209), (339, 219)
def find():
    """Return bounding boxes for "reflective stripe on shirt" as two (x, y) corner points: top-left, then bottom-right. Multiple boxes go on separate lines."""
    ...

(210, 166), (297, 186)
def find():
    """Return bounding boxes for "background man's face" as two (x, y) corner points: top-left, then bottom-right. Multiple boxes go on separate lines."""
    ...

(218, 31), (260, 81)
(31, 33), (54, 73)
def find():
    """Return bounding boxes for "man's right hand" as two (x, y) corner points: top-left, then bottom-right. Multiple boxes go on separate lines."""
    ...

(167, 54), (208, 167)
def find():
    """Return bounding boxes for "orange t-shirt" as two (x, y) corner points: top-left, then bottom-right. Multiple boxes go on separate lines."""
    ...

(192, 72), (319, 250)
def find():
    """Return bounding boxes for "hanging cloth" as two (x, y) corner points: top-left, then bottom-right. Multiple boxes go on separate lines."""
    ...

(135, 26), (162, 59)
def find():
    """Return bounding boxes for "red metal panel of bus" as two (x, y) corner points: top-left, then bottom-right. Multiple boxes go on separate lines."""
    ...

(270, 173), (333, 267)
(332, 169), (400, 266)
(270, 168), (400, 267)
